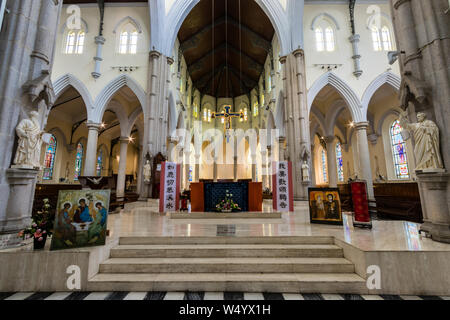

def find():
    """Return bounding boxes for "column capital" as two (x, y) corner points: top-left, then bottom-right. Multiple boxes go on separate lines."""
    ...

(354, 121), (370, 131)
(279, 56), (287, 64)
(119, 136), (131, 144)
(324, 136), (336, 144)
(168, 136), (178, 144)
(167, 57), (175, 65)
(150, 50), (161, 58)
(292, 48), (305, 58)
(278, 136), (286, 143)
(86, 122), (102, 132)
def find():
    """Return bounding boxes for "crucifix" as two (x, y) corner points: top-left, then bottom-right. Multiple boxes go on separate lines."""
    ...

(212, 105), (244, 142)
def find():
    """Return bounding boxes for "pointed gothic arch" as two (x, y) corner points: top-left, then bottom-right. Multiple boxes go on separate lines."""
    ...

(93, 74), (147, 123)
(53, 74), (94, 117)
(361, 72), (401, 120)
(307, 72), (363, 122)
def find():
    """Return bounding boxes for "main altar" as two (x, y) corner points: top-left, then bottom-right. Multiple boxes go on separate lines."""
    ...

(190, 181), (263, 212)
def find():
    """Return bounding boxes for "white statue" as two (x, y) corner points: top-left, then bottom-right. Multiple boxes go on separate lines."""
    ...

(12, 111), (44, 169)
(302, 161), (310, 182)
(400, 111), (444, 171)
(143, 160), (152, 183)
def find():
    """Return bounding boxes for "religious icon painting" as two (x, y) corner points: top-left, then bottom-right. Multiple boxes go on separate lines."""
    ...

(50, 189), (111, 251)
(308, 188), (343, 225)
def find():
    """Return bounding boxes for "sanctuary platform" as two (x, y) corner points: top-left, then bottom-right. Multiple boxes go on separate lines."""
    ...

(0, 200), (449, 296)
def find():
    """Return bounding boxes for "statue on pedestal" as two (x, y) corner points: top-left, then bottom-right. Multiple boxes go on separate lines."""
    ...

(302, 161), (310, 182)
(143, 160), (152, 183)
(12, 111), (45, 169)
(399, 111), (444, 171)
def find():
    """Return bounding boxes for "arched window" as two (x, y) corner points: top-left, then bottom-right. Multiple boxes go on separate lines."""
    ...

(203, 108), (212, 123)
(321, 148), (328, 183)
(96, 150), (103, 176)
(390, 120), (410, 179)
(372, 25), (393, 51)
(193, 103), (199, 119)
(267, 73), (272, 93)
(74, 142), (84, 181)
(119, 27), (138, 54)
(336, 142), (344, 182)
(43, 135), (57, 180)
(381, 26), (393, 51)
(315, 27), (335, 52)
(315, 28), (325, 52)
(325, 27), (335, 52)
(253, 101), (259, 117)
(65, 30), (85, 54)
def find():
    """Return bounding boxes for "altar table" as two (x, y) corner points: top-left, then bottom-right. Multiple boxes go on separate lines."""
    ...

(190, 182), (262, 212)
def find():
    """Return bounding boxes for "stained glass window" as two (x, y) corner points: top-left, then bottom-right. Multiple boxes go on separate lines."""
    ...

(74, 142), (84, 181)
(336, 142), (344, 182)
(390, 120), (410, 179)
(321, 148), (328, 183)
(253, 101), (259, 117)
(43, 135), (57, 180)
(96, 150), (103, 176)
(189, 166), (193, 182)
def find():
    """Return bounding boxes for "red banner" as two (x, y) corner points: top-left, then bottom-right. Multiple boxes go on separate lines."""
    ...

(350, 181), (371, 227)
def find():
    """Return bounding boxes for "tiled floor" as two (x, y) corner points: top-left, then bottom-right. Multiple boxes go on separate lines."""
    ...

(0, 291), (447, 301)
(101, 200), (450, 253)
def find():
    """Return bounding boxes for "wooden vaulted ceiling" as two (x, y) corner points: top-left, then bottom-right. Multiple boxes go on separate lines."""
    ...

(179, 0), (275, 98)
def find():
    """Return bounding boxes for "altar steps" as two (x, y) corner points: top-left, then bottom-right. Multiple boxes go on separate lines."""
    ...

(88, 237), (368, 294)
(99, 257), (355, 274)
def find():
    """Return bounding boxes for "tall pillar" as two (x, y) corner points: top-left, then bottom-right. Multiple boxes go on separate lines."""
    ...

(267, 146), (273, 191)
(167, 137), (177, 162)
(184, 150), (191, 190)
(354, 122), (374, 199)
(251, 154), (257, 182)
(389, 0), (450, 243)
(324, 136), (338, 187)
(83, 123), (102, 176)
(0, 0), (62, 247)
(194, 154), (201, 182)
(116, 137), (129, 200)
(233, 156), (238, 182)
(280, 50), (311, 200)
(261, 150), (268, 189)
(278, 137), (286, 162)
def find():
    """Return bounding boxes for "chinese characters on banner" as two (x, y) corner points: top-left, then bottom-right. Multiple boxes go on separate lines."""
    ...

(272, 161), (294, 212)
(159, 162), (181, 213)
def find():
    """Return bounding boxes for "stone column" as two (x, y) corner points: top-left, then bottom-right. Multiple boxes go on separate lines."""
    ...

(267, 146), (273, 191)
(116, 137), (129, 200)
(278, 137), (286, 162)
(261, 150), (268, 189)
(324, 136), (338, 187)
(184, 150), (191, 190)
(194, 154), (201, 182)
(92, 36), (106, 79)
(233, 156), (238, 182)
(354, 122), (374, 199)
(0, 0), (62, 247)
(251, 154), (257, 182)
(83, 122), (102, 176)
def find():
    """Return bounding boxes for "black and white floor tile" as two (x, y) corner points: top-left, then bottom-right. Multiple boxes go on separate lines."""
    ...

(0, 292), (448, 301)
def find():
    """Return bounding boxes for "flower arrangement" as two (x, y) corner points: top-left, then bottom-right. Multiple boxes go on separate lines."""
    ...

(18, 199), (54, 249)
(215, 190), (241, 213)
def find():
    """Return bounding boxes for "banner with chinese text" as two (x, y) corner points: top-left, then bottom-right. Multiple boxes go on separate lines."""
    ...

(159, 162), (181, 213)
(272, 161), (294, 212)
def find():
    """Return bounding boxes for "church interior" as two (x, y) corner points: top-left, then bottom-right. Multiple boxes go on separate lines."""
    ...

(0, 0), (449, 302)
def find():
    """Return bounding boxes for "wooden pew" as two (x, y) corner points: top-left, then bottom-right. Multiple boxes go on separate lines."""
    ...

(373, 182), (423, 223)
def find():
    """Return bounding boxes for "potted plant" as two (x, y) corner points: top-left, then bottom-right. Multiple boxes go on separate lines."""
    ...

(215, 190), (241, 213)
(18, 199), (54, 250)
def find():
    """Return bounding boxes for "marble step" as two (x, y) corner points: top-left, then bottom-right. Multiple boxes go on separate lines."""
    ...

(119, 236), (335, 245)
(87, 273), (368, 294)
(110, 244), (344, 258)
(99, 257), (355, 273)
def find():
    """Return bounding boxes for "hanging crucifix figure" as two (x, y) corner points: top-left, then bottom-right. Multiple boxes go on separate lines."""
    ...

(212, 105), (244, 142)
